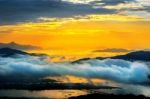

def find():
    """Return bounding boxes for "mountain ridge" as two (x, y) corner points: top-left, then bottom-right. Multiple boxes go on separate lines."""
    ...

(73, 50), (150, 63)
(1, 47), (150, 62)
(0, 47), (47, 57)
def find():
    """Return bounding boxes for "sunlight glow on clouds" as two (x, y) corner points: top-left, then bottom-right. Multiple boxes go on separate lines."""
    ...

(39, 14), (150, 22)
(0, 0), (149, 24)
(0, 13), (150, 59)
(0, 0), (150, 59)
(102, 0), (150, 18)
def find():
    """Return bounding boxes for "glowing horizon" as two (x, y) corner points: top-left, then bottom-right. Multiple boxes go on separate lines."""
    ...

(0, 14), (150, 61)
(0, 0), (150, 61)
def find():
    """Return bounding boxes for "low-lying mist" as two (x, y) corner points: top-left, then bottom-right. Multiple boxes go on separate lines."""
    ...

(0, 55), (149, 84)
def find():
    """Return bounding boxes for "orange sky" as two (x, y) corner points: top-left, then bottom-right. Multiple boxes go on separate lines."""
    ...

(0, 14), (150, 60)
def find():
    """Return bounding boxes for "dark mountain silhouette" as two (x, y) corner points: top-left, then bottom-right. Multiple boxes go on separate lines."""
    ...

(72, 58), (91, 63)
(1, 48), (150, 62)
(111, 51), (150, 61)
(0, 42), (42, 50)
(72, 57), (106, 64)
(73, 51), (150, 63)
(0, 48), (47, 57)
(0, 48), (29, 57)
(0, 82), (118, 90)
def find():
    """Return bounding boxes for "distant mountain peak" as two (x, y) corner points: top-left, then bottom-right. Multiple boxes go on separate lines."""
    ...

(10, 41), (16, 44)
(9, 42), (19, 46)
(73, 50), (150, 63)
(0, 42), (42, 50)
(0, 47), (47, 57)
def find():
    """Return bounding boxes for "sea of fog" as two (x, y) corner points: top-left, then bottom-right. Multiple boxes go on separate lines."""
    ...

(0, 55), (150, 98)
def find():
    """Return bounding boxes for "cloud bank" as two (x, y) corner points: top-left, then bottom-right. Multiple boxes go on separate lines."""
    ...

(0, 0), (149, 25)
(0, 0), (115, 25)
(0, 55), (149, 84)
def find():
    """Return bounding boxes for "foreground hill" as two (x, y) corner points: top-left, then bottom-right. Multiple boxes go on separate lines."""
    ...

(69, 93), (150, 99)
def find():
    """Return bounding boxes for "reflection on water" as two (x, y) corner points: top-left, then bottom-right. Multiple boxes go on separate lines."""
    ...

(90, 85), (150, 97)
(0, 90), (88, 99)
(0, 85), (150, 99)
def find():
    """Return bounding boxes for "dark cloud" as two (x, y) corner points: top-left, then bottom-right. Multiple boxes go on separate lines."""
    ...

(102, 0), (134, 5)
(143, 6), (150, 12)
(121, 5), (150, 13)
(0, 42), (42, 50)
(93, 48), (131, 53)
(90, 0), (135, 6)
(0, 0), (116, 25)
